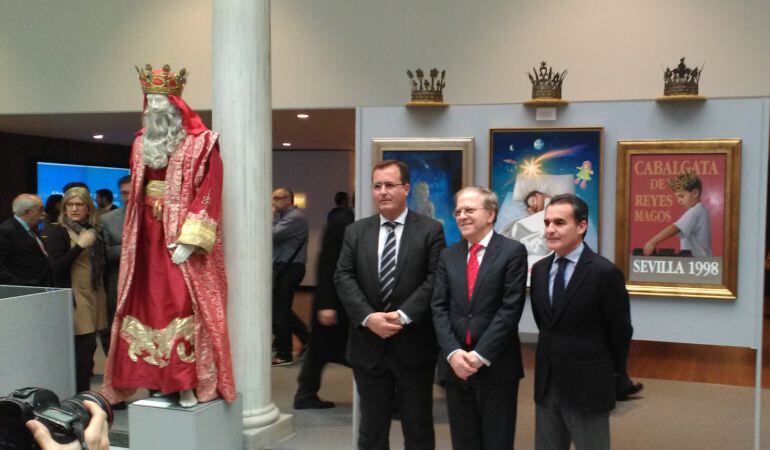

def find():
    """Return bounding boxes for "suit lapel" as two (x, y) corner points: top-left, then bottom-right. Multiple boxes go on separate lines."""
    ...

(364, 217), (381, 301)
(13, 219), (44, 256)
(536, 253), (556, 325)
(469, 232), (501, 307)
(552, 245), (594, 323)
(393, 211), (415, 287)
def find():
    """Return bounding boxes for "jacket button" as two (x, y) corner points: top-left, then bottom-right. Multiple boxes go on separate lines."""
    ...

(467, 314), (472, 318)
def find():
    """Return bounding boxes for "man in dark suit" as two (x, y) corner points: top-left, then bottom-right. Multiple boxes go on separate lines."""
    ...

(530, 194), (633, 450)
(432, 186), (528, 450)
(294, 191), (355, 409)
(335, 160), (445, 450)
(0, 194), (50, 287)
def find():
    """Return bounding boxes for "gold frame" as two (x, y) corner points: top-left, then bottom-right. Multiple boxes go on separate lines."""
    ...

(615, 139), (741, 299)
(372, 137), (474, 186)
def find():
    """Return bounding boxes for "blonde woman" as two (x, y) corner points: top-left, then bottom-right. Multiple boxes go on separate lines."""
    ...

(45, 187), (107, 393)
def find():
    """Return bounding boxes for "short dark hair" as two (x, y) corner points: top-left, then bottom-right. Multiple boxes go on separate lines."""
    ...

(372, 160), (410, 185)
(524, 190), (543, 206)
(334, 191), (349, 206)
(547, 193), (589, 237)
(118, 175), (131, 187)
(96, 189), (113, 203)
(62, 181), (89, 193)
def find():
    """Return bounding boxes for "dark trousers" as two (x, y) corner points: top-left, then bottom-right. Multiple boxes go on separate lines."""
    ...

(535, 385), (610, 450)
(445, 378), (520, 450)
(99, 271), (119, 356)
(295, 351), (327, 400)
(353, 343), (435, 450)
(74, 333), (97, 393)
(272, 263), (309, 360)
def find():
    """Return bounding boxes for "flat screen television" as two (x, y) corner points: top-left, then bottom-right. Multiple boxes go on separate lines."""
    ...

(37, 162), (131, 208)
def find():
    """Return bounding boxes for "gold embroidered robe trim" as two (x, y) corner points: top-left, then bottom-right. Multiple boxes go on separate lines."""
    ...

(120, 315), (195, 367)
(176, 210), (217, 253)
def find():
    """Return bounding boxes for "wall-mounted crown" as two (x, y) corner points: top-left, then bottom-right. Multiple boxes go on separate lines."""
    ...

(528, 61), (567, 100)
(136, 63), (188, 97)
(663, 58), (703, 97)
(406, 68), (446, 105)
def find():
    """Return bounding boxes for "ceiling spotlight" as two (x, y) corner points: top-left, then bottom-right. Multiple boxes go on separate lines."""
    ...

(282, 142), (292, 147)
(93, 134), (104, 140)
(296, 113), (310, 119)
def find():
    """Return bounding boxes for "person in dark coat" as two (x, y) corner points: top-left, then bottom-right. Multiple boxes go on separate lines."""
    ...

(294, 192), (355, 409)
(0, 194), (50, 287)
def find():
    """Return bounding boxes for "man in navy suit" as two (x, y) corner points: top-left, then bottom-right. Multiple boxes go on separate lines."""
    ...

(530, 194), (632, 450)
(335, 160), (445, 450)
(432, 186), (528, 449)
(0, 194), (51, 286)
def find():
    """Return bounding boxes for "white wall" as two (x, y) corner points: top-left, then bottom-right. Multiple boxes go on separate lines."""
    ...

(357, 98), (769, 348)
(273, 149), (354, 286)
(3, 0), (770, 113)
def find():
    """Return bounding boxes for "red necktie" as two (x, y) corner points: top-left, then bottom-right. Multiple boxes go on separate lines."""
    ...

(466, 243), (482, 346)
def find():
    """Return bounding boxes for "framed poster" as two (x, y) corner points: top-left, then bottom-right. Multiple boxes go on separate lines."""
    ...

(372, 138), (474, 245)
(615, 139), (741, 299)
(490, 127), (603, 276)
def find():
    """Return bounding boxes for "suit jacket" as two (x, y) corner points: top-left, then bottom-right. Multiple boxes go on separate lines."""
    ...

(0, 217), (51, 287)
(530, 244), (632, 413)
(432, 232), (528, 383)
(335, 210), (445, 369)
(100, 206), (125, 273)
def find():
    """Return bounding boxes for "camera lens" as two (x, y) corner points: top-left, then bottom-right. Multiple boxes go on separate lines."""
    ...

(58, 391), (113, 429)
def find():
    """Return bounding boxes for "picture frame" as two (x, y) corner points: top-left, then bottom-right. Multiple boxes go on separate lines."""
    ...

(615, 139), (741, 299)
(489, 127), (603, 279)
(372, 138), (474, 245)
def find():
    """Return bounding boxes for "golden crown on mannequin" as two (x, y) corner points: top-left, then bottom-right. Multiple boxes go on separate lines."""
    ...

(406, 68), (446, 104)
(528, 61), (567, 100)
(136, 63), (188, 97)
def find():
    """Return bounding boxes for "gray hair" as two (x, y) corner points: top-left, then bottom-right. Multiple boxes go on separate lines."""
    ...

(454, 186), (499, 214)
(141, 94), (187, 169)
(12, 194), (41, 216)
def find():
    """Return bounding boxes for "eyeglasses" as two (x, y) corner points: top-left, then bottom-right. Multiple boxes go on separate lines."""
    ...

(66, 202), (87, 210)
(453, 207), (485, 217)
(272, 195), (290, 201)
(372, 182), (405, 191)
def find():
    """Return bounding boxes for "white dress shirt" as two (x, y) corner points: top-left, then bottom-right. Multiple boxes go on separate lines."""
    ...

(548, 242), (585, 301)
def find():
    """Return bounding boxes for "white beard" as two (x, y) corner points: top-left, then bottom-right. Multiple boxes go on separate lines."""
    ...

(141, 104), (187, 169)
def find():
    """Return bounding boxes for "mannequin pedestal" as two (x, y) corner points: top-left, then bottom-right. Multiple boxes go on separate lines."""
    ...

(129, 394), (242, 450)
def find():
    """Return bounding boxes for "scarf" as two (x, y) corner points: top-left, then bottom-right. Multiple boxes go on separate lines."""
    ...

(63, 216), (106, 292)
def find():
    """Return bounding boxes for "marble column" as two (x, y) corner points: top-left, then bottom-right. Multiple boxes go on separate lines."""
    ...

(213, 0), (292, 448)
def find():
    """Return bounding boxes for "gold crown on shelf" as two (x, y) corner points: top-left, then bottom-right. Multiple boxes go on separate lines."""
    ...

(407, 68), (446, 103)
(663, 58), (703, 97)
(136, 63), (188, 97)
(668, 170), (700, 191)
(528, 61), (567, 100)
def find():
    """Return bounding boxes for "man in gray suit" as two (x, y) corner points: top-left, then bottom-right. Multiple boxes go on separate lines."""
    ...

(99, 175), (131, 355)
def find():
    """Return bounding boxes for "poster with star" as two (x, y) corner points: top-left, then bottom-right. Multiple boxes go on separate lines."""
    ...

(489, 127), (602, 279)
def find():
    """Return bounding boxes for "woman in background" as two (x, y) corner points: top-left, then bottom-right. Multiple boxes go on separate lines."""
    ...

(46, 187), (107, 393)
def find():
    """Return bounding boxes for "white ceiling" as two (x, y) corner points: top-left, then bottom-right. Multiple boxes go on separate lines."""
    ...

(0, 108), (355, 151)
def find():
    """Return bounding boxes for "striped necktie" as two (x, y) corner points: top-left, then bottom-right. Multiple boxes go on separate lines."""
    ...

(379, 221), (397, 305)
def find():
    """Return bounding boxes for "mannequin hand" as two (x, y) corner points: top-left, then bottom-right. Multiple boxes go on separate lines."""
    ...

(171, 244), (196, 264)
(76, 229), (97, 248)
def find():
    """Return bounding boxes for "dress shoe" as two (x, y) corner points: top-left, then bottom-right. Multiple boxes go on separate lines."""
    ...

(617, 381), (644, 401)
(293, 396), (335, 409)
(272, 357), (294, 367)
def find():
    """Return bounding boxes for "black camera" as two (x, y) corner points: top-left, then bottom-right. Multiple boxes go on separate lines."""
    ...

(0, 387), (113, 449)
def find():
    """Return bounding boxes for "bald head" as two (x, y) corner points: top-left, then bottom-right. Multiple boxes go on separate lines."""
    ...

(12, 194), (45, 227)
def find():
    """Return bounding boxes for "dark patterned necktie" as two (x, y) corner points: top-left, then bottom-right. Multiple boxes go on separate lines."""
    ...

(379, 222), (397, 304)
(551, 258), (568, 311)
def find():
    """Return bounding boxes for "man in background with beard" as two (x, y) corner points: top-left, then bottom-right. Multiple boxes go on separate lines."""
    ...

(102, 64), (235, 408)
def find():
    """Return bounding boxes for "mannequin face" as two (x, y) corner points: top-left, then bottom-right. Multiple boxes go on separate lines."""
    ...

(145, 93), (170, 112)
